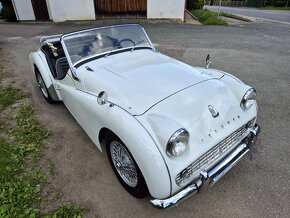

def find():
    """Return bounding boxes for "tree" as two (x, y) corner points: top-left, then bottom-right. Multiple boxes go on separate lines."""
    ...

(187, 0), (206, 10)
(0, 0), (17, 21)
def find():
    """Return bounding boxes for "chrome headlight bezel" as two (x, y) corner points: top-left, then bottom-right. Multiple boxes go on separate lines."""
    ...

(240, 88), (256, 110)
(166, 128), (190, 157)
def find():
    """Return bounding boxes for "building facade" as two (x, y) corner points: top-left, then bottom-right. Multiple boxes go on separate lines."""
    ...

(12, 0), (186, 22)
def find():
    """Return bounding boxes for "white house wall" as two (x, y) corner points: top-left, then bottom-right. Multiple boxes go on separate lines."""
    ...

(46, 0), (95, 22)
(12, 0), (185, 22)
(12, 0), (35, 21)
(147, 0), (185, 21)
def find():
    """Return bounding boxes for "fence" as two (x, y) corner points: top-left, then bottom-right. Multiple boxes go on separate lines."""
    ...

(208, 1), (244, 7)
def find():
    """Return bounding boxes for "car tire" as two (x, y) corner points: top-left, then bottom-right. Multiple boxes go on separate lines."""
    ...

(105, 132), (149, 198)
(35, 68), (57, 104)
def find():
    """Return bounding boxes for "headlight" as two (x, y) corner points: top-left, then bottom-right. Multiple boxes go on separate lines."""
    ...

(241, 88), (256, 110)
(167, 128), (189, 157)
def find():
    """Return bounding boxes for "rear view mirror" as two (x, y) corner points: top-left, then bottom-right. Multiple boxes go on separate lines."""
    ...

(205, 54), (211, 69)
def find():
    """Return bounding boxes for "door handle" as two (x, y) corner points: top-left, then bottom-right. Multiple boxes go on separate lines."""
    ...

(55, 84), (62, 90)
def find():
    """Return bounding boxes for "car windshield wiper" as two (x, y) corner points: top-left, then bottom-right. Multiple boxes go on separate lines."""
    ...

(131, 40), (145, 52)
(105, 39), (145, 57)
(104, 45), (121, 58)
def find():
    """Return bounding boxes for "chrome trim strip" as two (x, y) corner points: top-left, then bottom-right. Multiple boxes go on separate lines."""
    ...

(207, 143), (247, 178)
(240, 88), (256, 111)
(73, 46), (152, 67)
(150, 183), (199, 209)
(175, 121), (249, 186)
(40, 34), (62, 45)
(250, 124), (260, 136)
(60, 39), (79, 81)
(210, 145), (249, 185)
(141, 26), (155, 51)
(62, 24), (151, 39)
(150, 124), (260, 210)
(166, 128), (189, 157)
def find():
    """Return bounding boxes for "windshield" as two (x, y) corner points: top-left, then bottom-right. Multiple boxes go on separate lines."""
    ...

(62, 24), (152, 66)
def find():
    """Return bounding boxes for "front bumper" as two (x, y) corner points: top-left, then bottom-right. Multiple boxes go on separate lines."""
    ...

(150, 124), (260, 209)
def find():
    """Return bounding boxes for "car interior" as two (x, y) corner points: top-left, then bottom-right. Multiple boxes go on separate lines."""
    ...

(41, 41), (69, 80)
(40, 34), (138, 80)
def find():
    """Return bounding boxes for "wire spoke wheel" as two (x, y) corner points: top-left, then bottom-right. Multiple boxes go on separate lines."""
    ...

(36, 72), (49, 98)
(110, 141), (138, 187)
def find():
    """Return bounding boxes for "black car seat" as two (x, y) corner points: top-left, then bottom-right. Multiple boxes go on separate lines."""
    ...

(55, 57), (69, 80)
(41, 41), (69, 79)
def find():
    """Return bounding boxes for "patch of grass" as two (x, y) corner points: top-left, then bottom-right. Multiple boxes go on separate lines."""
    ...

(11, 104), (51, 146)
(0, 62), (13, 81)
(0, 136), (43, 216)
(0, 85), (27, 112)
(47, 159), (55, 176)
(0, 54), (85, 217)
(191, 9), (228, 25)
(53, 191), (60, 200)
(263, 6), (290, 10)
(43, 204), (85, 218)
(0, 104), (52, 216)
(220, 12), (252, 22)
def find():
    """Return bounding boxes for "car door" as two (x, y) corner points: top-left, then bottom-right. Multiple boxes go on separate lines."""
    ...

(55, 69), (104, 149)
(55, 70), (84, 122)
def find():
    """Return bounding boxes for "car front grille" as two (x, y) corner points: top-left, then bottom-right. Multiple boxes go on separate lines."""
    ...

(176, 121), (251, 186)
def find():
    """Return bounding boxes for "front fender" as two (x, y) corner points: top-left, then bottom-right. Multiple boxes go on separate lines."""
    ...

(104, 106), (171, 198)
(29, 50), (53, 88)
(58, 85), (171, 199)
(29, 50), (61, 101)
(221, 74), (251, 103)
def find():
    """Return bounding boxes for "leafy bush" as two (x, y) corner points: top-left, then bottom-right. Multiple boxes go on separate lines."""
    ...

(0, 0), (17, 21)
(266, 0), (288, 7)
(187, 0), (206, 10)
(243, 0), (264, 7)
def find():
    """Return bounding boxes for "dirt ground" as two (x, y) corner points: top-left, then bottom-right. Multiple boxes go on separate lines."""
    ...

(0, 19), (289, 217)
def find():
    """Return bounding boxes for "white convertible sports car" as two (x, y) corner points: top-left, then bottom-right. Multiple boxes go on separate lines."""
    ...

(29, 24), (260, 209)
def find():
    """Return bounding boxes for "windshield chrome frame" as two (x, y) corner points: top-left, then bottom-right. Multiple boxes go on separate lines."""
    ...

(60, 24), (155, 81)
(40, 34), (62, 45)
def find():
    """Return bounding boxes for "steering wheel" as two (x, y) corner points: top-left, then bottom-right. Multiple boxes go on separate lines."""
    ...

(116, 39), (136, 48)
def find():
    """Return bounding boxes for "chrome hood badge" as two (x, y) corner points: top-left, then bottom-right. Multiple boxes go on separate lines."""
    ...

(208, 105), (219, 118)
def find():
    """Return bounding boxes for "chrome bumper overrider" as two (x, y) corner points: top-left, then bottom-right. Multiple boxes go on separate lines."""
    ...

(150, 124), (260, 210)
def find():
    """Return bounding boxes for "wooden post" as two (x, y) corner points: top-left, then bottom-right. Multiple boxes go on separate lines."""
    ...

(184, 0), (187, 22)
(217, 0), (222, 18)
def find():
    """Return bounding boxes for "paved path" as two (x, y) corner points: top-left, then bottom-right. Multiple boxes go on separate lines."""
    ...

(205, 6), (290, 23)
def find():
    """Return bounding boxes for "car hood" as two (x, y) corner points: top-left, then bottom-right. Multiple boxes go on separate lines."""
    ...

(135, 77), (257, 193)
(80, 50), (224, 115)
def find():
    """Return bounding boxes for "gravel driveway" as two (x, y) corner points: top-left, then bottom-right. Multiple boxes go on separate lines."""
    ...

(0, 19), (289, 217)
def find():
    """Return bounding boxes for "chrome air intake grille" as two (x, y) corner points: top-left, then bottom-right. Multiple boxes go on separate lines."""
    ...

(176, 122), (250, 186)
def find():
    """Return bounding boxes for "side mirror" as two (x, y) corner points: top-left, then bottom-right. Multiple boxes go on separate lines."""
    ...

(205, 54), (211, 69)
(97, 91), (108, 105)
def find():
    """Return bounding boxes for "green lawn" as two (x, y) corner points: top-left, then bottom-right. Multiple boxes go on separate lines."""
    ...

(190, 9), (253, 25)
(0, 56), (85, 216)
(191, 9), (228, 25)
